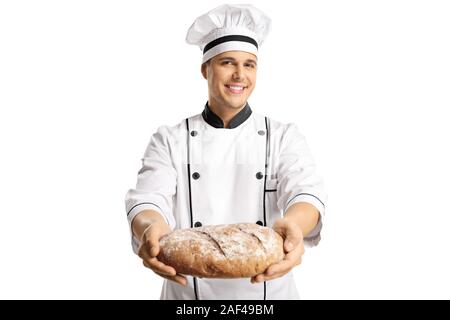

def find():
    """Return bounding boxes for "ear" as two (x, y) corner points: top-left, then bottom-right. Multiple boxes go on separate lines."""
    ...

(201, 62), (208, 80)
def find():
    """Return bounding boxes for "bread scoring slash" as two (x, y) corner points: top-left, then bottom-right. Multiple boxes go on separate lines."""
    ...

(158, 223), (285, 278)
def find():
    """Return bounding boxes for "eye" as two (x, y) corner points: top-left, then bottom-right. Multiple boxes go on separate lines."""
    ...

(245, 63), (256, 68)
(221, 61), (233, 65)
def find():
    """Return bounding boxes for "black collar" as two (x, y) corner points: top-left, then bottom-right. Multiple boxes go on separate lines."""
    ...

(201, 102), (252, 129)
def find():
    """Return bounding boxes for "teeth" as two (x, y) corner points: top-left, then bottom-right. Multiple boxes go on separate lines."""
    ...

(228, 86), (243, 90)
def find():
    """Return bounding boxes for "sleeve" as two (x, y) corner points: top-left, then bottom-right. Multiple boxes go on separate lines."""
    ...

(124, 126), (177, 254)
(276, 123), (327, 247)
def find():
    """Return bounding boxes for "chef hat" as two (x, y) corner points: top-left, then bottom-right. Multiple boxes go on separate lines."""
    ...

(186, 4), (271, 63)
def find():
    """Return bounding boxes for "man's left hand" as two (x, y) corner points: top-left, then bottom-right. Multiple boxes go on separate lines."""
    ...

(251, 218), (305, 284)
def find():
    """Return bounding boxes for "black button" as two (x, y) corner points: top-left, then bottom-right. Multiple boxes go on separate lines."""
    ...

(190, 130), (198, 137)
(192, 172), (200, 179)
(256, 220), (263, 226)
(258, 130), (265, 136)
(256, 172), (264, 179)
(194, 221), (202, 227)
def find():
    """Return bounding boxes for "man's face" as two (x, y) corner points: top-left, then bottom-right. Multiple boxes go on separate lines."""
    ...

(202, 51), (257, 110)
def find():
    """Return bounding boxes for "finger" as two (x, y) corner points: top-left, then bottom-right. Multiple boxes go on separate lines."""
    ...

(145, 226), (161, 258)
(250, 274), (262, 284)
(252, 242), (304, 283)
(143, 259), (173, 276)
(154, 271), (188, 286)
(138, 242), (153, 261)
(137, 244), (146, 260)
(143, 258), (177, 276)
(139, 242), (177, 276)
(138, 241), (160, 264)
(251, 253), (298, 283)
(263, 247), (303, 277)
(254, 273), (266, 283)
(252, 268), (288, 283)
(271, 247), (303, 272)
(256, 257), (302, 283)
(272, 219), (303, 253)
(270, 255), (302, 275)
(261, 268), (292, 282)
(266, 260), (292, 277)
(284, 230), (303, 253)
(147, 258), (177, 276)
(251, 271), (271, 284)
(284, 237), (303, 253)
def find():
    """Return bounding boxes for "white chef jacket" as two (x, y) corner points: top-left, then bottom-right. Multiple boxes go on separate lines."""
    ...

(125, 102), (326, 300)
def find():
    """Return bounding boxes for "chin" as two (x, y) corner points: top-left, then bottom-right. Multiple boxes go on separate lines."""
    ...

(226, 97), (247, 108)
(228, 102), (246, 109)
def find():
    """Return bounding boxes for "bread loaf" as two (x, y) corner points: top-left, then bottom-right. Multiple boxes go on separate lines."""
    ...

(158, 223), (285, 278)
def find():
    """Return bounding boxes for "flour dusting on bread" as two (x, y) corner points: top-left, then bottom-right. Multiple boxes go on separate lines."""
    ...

(158, 223), (284, 278)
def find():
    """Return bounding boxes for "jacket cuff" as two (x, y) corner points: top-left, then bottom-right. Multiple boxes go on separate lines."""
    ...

(127, 202), (171, 227)
(284, 193), (325, 247)
(126, 203), (174, 254)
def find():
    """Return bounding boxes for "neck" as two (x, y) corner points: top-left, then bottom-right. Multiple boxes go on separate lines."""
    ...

(208, 99), (247, 128)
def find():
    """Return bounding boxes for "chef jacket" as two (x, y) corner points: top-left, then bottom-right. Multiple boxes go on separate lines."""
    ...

(125, 102), (326, 300)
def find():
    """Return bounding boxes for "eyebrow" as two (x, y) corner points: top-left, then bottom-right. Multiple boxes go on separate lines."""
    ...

(218, 57), (258, 65)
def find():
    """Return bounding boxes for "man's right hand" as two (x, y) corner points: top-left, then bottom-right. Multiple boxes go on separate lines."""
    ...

(134, 211), (187, 286)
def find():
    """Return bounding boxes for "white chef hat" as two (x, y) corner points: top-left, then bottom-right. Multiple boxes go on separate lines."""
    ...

(186, 4), (271, 63)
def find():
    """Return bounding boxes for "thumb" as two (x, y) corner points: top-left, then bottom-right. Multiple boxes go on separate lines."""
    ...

(284, 228), (303, 253)
(145, 225), (161, 258)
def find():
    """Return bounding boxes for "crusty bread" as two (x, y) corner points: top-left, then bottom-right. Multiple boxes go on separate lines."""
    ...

(158, 223), (285, 278)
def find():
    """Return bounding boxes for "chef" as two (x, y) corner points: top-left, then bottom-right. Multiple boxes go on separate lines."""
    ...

(125, 4), (327, 300)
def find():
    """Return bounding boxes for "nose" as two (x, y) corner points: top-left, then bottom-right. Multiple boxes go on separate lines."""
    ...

(232, 65), (245, 81)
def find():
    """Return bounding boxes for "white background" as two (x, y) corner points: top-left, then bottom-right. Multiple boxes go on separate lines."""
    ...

(1, 0), (449, 299)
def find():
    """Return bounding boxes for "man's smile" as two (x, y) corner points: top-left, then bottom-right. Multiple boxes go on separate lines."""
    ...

(225, 83), (248, 94)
